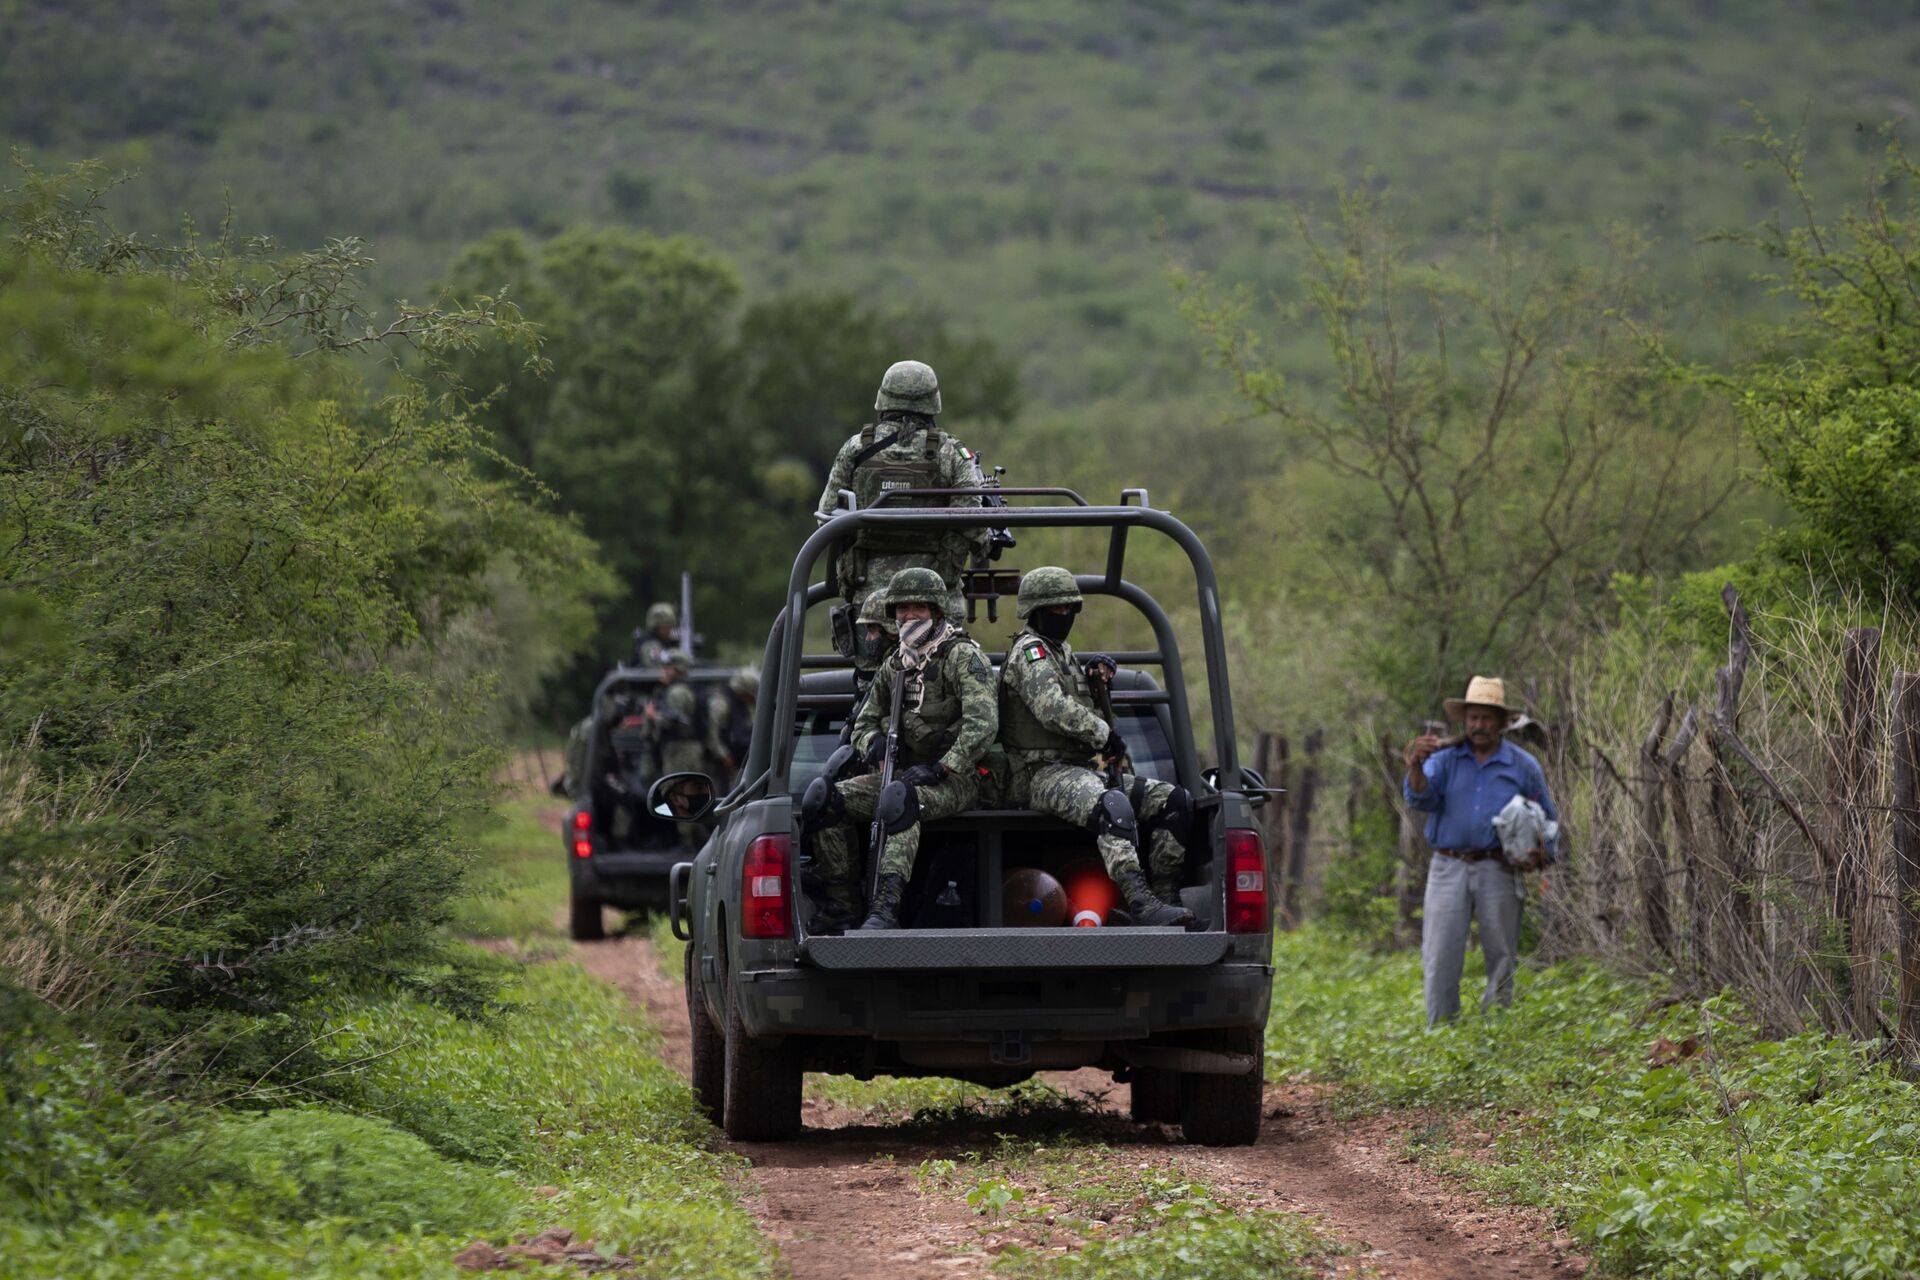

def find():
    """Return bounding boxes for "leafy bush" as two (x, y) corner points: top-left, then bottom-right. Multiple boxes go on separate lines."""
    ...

(0, 161), (603, 1085)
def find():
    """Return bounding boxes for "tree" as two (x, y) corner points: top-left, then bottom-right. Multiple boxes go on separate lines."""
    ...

(442, 230), (1021, 700)
(1179, 189), (1743, 713)
(0, 160), (604, 1083)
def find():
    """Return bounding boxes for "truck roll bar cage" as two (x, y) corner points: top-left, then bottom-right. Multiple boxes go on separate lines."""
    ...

(721, 496), (1236, 814)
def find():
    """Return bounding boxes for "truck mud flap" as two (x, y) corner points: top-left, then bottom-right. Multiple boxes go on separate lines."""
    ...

(800, 928), (1230, 971)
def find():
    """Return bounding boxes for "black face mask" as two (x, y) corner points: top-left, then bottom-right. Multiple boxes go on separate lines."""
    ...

(1032, 608), (1077, 643)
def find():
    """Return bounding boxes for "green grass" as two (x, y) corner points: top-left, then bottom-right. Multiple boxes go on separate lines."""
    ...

(447, 791), (568, 940)
(908, 1136), (1337, 1279)
(1267, 927), (1920, 1279)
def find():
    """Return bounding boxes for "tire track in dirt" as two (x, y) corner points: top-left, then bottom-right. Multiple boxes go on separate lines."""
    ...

(576, 933), (1587, 1280)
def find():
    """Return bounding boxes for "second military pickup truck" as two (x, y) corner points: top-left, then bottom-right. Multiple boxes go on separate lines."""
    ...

(661, 489), (1273, 1145)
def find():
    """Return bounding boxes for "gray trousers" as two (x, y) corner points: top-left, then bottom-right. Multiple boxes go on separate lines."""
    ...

(1421, 853), (1523, 1027)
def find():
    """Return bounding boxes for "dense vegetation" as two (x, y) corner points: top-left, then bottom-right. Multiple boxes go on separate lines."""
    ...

(0, 160), (602, 1084)
(5, 1), (1917, 405)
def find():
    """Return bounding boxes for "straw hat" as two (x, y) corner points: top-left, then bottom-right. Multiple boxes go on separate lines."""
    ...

(1442, 675), (1516, 723)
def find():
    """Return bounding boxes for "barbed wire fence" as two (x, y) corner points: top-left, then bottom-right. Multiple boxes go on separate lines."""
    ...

(1257, 585), (1920, 1056)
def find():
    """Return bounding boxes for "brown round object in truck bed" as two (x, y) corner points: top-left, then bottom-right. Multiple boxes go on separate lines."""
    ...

(1001, 867), (1067, 927)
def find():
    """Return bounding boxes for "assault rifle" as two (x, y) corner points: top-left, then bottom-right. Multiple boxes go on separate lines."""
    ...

(866, 669), (910, 900)
(969, 454), (1017, 560)
(1085, 654), (1125, 788)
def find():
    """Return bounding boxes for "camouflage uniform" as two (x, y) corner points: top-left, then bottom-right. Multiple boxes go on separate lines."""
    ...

(998, 628), (1187, 890)
(810, 627), (997, 886)
(632, 602), (678, 666)
(814, 361), (987, 620)
(802, 571), (998, 932)
(705, 670), (757, 786)
(643, 654), (706, 776)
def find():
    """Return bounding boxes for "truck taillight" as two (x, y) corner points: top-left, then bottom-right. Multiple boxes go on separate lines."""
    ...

(572, 810), (592, 831)
(1224, 828), (1267, 934)
(742, 834), (792, 939)
(573, 837), (592, 858)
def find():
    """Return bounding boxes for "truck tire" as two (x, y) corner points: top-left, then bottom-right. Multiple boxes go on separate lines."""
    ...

(685, 945), (724, 1125)
(1178, 1028), (1263, 1147)
(721, 981), (803, 1141)
(1129, 1069), (1180, 1124)
(569, 882), (605, 941)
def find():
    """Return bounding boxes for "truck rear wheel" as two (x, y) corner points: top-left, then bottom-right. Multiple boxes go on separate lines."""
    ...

(685, 945), (723, 1125)
(1129, 1069), (1180, 1124)
(721, 981), (803, 1140)
(1178, 1028), (1263, 1147)
(569, 882), (606, 941)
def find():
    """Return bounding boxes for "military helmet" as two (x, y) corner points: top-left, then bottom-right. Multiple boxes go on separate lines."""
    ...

(729, 669), (760, 697)
(1016, 566), (1082, 619)
(661, 648), (692, 670)
(885, 566), (948, 616)
(857, 586), (895, 631)
(646, 601), (677, 630)
(874, 360), (942, 415)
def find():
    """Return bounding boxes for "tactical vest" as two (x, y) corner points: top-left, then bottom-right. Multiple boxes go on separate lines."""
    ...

(891, 631), (975, 766)
(850, 421), (949, 554)
(997, 630), (1097, 757)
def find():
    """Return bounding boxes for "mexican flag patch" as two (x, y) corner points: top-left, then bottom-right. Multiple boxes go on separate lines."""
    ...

(1024, 642), (1049, 663)
(959, 445), (975, 460)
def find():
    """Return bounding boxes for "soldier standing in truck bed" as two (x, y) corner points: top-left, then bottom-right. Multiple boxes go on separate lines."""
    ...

(814, 360), (987, 622)
(997, 567), (1194, 928)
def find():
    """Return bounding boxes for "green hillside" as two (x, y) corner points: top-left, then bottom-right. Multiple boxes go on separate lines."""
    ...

(5, 0), (1915, 402)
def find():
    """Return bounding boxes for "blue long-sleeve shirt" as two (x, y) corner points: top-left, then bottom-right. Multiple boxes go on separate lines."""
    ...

(1403, 738), (1561, 860)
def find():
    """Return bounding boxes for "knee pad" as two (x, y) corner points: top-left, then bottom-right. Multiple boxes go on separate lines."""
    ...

(1141, 785), (1194, 849)
(800, 776), (845, 833)
(1085, 788), (1140, 848)
(876, 778), (920, 835)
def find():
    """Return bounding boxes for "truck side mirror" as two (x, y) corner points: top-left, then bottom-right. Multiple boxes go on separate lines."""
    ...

(649, 771), (717, 822)
(1201, 765), (1282, 805)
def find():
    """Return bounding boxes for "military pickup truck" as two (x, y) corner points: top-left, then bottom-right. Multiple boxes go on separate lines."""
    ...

(660, 490), (1273, 1144)
(558, 663), (737, 940)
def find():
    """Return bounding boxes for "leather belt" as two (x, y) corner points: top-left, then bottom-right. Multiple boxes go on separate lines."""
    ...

(1435, 846), (1503, 864)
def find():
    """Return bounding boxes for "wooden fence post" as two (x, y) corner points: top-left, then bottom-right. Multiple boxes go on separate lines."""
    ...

(1836, 628), (1881, 1035)
(1708, 585), (1761, 948)
(1384, 734), (1428, 947)
(1656, 706), (1704, 983)
(1283, 730), (1321, 928)
(1892, 672), (1920, 1061)
(1637, 692), (1678, 963)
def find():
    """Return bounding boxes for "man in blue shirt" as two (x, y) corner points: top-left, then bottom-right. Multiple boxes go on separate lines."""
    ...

(1404, 676), (1559, 1026)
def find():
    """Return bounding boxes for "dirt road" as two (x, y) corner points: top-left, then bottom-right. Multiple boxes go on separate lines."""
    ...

(575, 933), (1587, 1280)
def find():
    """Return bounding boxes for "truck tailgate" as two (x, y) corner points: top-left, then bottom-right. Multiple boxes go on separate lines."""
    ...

(800, 928), (1229, 971)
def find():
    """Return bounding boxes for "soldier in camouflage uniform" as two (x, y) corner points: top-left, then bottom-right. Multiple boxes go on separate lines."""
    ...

(850, 585), (896, 697)
(705, 669), (758, 787)
(631, 601), (678, 666)
(807, 567), (998, 932)
(998, 567), (1195, 928)
(642, 650), (707, 778)
(814, 360), (988, 622)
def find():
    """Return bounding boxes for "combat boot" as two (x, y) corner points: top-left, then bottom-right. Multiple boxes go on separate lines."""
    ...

(858, 873), (907, 931)
(810, 883), (864, 936)
(1116, 867), (1193, 928)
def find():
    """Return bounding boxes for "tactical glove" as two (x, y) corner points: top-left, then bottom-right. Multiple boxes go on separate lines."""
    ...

(1082, 653), (1117, 685)
(1100, 729), (1128, 760)
(862, 735), (887, 767)
(898, 762), (948, 789)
